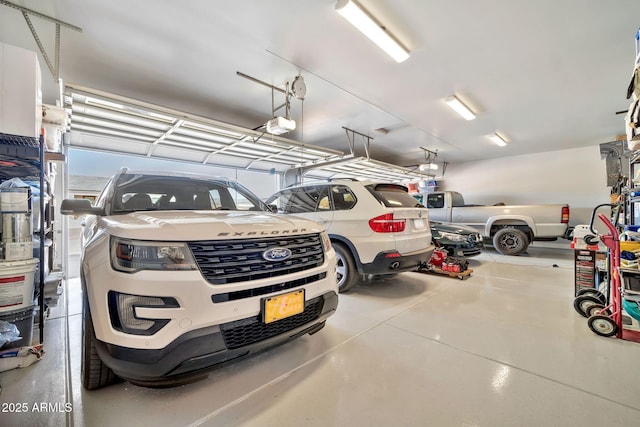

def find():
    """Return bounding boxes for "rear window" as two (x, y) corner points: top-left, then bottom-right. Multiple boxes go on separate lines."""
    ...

(426, 193), (444, 208)
(365, 184), (424, 208)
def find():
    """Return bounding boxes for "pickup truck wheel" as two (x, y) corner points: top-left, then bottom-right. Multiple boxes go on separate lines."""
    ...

(492, 228), (529, 255)
(333, 243), (359, 293)
(82, 292), (120, 390)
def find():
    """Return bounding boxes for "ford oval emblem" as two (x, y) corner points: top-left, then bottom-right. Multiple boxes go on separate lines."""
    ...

(262, 247), (292, 262)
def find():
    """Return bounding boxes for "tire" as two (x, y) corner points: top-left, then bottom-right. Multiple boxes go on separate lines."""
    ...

(333, 243), (359, 293)
(586, 303), (610, 317)
(573, 294), (602, 318)
(576, 288), (607, 304)
(587, 314), (618, 337)
(82, 292), (120, 390)
(492, 227), (529, 255)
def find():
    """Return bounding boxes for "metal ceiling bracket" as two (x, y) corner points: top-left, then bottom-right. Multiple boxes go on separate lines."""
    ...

(1, 0), (82, 80)
(418, 146), (446, 177)
(342, 127), (372, 159)
(419, 146), (438, 163)
(236, 70), (294, 120)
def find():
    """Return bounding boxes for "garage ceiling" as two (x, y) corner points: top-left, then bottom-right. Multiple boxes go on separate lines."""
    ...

(1, 0), (640, 170)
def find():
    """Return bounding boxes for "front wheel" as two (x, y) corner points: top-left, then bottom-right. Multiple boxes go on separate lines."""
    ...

(82, 292), (120, 390)
(492, 228), (529, 255)
(333, 243), (359, 293)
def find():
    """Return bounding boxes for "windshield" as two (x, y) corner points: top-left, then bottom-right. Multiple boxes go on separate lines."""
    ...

(110, 174), (267, 214)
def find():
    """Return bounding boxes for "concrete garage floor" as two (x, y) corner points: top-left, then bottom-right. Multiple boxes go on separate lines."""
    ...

(2, 246), (640, 426)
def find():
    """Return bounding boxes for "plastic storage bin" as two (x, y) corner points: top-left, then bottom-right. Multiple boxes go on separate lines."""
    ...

(0, 305), (35, 349)
(0, 258), (38, 313)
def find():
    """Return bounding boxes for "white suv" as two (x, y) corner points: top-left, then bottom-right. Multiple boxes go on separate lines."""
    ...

(266, 180), (435, 292)
(61, 169), (337, 390)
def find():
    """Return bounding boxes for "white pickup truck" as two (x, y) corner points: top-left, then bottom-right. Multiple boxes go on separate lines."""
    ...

(424, 191), (570, 255)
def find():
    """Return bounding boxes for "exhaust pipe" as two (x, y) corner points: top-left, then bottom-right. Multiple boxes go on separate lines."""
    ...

(390, 261), (400, 270)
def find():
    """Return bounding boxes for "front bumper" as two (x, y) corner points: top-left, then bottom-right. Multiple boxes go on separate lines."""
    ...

(441, 241), (484, 258)
(95, 291), (338, 385)
(360, 245), (435, 275)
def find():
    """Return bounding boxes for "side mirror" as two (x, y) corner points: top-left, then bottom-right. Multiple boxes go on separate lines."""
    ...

(267, 204), (278, 213)
(60, 199), (105, 216)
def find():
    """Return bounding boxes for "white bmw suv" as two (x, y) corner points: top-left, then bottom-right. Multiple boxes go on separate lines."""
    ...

(266, 179), (435, 292)
(61, 169), (338, 390)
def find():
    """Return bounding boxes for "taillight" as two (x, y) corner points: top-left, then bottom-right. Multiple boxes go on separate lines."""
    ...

(561, 206), (570, 224)
(369, 213), (406, 233)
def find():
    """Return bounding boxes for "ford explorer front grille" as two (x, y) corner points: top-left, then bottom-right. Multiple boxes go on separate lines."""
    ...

(220, 298), (324, 349)
(188, 234), (325, 284)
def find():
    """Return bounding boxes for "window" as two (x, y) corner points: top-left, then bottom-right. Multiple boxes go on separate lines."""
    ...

(331, 185), (356, 210)
(111, 174), (265, 213)
(426, 193), (444, 209)
(266, 190), (295, 213)
(366, 184), (419, 208)
(287, 188), (318, 213)
(227, 187), (258, 211)
(287, 186), (330, 213)
(266, 186), (332, 214)
(95, 177), (114, 209)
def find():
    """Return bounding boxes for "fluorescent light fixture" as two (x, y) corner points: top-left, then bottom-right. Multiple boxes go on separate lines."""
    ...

(444, 95), (476, 120)
(335, 0), (410, 63)
(266, 117), (296, 135)
(488, 132), (508, 146)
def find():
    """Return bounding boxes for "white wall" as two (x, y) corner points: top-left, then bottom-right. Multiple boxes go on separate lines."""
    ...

(438, 145), (611, 226)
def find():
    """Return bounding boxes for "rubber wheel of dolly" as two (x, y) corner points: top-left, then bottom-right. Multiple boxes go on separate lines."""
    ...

(573, 294), (602, 318)
(587, 314), (618, 337)
(586, 303), (611, 318)
(576, 288), (607, 304)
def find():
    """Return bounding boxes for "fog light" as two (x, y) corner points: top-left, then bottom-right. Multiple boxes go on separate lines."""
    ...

(108, 291), (178, 335)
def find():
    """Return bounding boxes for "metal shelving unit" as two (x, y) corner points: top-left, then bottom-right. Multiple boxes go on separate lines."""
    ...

(0, 131), (60, 344)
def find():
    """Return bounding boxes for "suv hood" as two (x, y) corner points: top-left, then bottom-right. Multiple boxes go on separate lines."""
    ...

(100, 211), (323, 241)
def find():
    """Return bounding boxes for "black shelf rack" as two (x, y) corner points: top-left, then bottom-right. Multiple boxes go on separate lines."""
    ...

(0, 131), (46, 344)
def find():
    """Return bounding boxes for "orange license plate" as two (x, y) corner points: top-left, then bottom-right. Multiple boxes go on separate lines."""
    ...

(262, 289), (305, 324)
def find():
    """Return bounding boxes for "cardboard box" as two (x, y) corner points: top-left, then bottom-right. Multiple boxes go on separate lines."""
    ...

(0, 43), (42, 138)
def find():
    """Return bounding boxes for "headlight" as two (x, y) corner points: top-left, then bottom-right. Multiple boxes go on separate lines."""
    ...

(111, 237), (198, 273)
(320, 231), (332, 253)
(438, 231), (468, 242)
